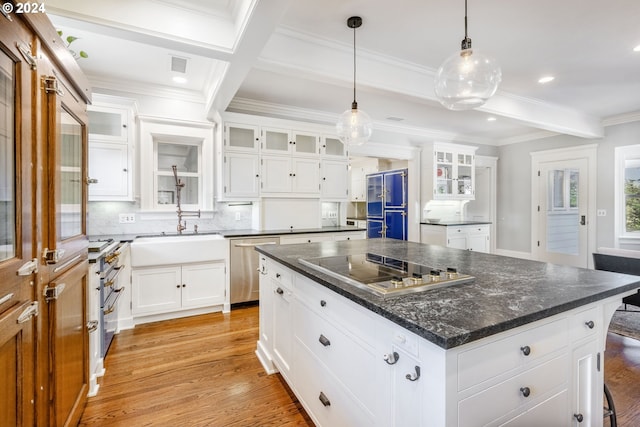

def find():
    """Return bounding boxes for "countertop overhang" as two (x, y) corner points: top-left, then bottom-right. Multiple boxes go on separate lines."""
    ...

(255, 239), (640, 349)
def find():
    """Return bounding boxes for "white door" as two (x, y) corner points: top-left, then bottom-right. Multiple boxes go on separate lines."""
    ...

(537, 159), (589, 267)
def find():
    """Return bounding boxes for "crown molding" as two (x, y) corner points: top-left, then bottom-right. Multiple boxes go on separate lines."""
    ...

(87, 74), (206, 104)
(603, 111), (640, 127)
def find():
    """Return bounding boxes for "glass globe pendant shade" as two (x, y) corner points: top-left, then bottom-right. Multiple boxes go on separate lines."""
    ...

(434, 48), (502, 111)
(336, 103), (373, 146)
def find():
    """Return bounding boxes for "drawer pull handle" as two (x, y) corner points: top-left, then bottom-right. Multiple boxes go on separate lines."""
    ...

(320, 300), (326, 307)
(520, 387), (531, 397)
(574, 413), (583, 423)
(319, 391), (331, 407)
(275, 287), (284, 295)
(319, 334), (331, 347)
(383, 351), (399, 365)
(585, 320), (595, 329)
(520, 345), (531, 356)
(406, 366), (420, 382)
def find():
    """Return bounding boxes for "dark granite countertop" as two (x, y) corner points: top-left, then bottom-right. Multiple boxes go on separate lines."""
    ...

(255, 239), (640, 350)
(420, 221), (492, 226)
(89, 226), (366, 243)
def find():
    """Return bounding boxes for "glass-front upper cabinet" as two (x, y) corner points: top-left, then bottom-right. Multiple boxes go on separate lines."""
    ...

(433, 145), (476, 200)
(42, 74), (88, 265)
(322, 136), (347, 158)
(224, 122), (259, 152)
(0, 51), (16, 263)
(87, 104), (128, 142)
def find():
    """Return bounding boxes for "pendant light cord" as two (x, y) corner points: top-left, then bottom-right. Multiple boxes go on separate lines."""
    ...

(352, 22), (358, 109)
(461, 0), (471, 50)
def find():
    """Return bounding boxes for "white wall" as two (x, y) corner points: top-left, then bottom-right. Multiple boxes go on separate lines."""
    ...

(495, 120), (640, 255)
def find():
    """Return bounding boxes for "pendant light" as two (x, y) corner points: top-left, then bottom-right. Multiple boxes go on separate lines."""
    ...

(336, 16), (372, 146)
(434, 0), (501, 110)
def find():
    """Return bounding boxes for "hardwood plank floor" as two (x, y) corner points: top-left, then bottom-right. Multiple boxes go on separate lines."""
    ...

(79, 305), (313, 427)
(80, 305), (640, 426)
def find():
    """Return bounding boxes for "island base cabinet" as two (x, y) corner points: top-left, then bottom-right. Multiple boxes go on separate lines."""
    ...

(295, 344), (375, 427)
(500, 389), (569, 427)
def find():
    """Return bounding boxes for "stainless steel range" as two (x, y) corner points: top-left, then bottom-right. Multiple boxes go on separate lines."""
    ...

(299, 253), (473, 297)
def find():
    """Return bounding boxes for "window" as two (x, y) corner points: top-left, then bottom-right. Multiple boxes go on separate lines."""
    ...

(615, 145), (640, 240)
(548, 169), (579, 211)
(139, 118), (214, 212)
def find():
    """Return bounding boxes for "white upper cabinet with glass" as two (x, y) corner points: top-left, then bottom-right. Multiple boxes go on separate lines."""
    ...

(261, 127), (320, 157)
(321, 135), (347, 158)
(225, 123), (260, 152)
(87, 97), (136, 201)
(433, 144), (476, 200)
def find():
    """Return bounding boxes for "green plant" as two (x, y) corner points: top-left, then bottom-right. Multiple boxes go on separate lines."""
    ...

(56, 30), (88, 60)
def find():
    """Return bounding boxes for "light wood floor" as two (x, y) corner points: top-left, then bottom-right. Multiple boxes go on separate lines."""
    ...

(80, 305), (640, 426)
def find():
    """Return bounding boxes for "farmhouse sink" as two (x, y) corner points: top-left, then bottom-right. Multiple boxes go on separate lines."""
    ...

(131, 234), (228, 267)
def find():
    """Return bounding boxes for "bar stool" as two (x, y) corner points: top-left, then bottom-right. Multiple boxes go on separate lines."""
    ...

(603, 383), (617, 426)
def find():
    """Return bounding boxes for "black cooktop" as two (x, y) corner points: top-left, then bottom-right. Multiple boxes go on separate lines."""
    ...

(299, 253), (474, 296)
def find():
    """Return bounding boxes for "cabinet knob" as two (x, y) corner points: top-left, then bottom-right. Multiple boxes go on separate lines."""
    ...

(585, 320), (595, 329)
(276, 273), (281, 278)
(319, 334), (331, 347)
(574, 413), (583, 422)
(275, 287), (284, 295)
(320, 300), (326, 307)
(520, 345), (531, 356)
(318, 391), (331, 407)
(176, 285), (181, 288)
(520, 387), (531, 397)
(182, 284), (186, 287)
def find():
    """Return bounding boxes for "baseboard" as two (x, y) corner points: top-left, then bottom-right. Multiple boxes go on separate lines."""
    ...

(255, 340), (278, 375)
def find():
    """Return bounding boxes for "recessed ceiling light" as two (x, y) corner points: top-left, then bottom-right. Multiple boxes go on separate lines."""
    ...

(172, 76), (187, 84)
(634, 45), (640, 52)
(538, 76), (555, 84)
(487, 116), (497, 122)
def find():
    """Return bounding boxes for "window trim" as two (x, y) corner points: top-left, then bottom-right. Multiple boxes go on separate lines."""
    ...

(614, 144), (640, 243)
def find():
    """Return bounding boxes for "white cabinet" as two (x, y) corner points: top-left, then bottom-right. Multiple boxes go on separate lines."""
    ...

(349, 158), (379, 201)
(270, 262), (295, 381)
(225, 122), (260, 152)
(421, 224), (491, 253)
(257, 257), (612, 426)
(223, 151), (260, 199)
(321, 135), (347, 158)
(261, 127), (320, 157)
(261, 155), (320, 195)
(433, 145), (476, 199)
(321, 160), (348, 200)
(132, 262), (225, 318)
(88, 99), (135, 201)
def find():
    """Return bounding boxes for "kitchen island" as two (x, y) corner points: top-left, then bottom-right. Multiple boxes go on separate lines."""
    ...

(255, 239), (640, 426)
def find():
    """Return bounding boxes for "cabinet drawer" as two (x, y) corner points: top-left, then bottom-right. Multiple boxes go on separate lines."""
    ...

(458, 353), (569, 427)
(457, 317), (568, 391)
(295, 343), (375, 427)
(268, 259), (293, 288)
(296, 274), (376, 344)
(570, 305), (600, 343)
(295, 300), (377, 412)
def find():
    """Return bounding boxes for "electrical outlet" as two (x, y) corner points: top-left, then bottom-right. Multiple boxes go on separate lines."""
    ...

(597, 209), (607, 217)
(235, 212), (241, 221)
(119, 213), (136, 224)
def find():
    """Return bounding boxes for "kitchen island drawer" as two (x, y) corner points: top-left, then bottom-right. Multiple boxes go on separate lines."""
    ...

(457, 353), (569, 426)
(296, 273), (376, 344)
(295, 298), (377, 412)
(295, 342), (375, 427)
(457, 317), (568, 391)
(570, 305), (600, 343)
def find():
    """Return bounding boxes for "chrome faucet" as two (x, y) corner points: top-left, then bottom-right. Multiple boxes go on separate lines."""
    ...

(172, 165), (200, 234)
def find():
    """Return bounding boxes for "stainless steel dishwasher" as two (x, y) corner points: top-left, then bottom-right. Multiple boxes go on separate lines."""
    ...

(230, 236), (280, 304)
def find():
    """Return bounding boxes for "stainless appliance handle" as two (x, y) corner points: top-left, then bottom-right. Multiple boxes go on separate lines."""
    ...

(234, 242), (278, 248)
(104, 265), (125, 287)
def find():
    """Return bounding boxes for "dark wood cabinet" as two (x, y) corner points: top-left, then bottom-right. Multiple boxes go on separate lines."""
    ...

(0, 8), (91, 427)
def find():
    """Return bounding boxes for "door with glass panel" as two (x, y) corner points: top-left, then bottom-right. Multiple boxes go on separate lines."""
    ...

(0, 18), (36, 427)
(537, 159), (588, 267)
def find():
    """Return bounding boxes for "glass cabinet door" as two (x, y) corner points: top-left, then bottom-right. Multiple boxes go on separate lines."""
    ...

(42, 75), (88, 264)
(59, 109), (84, 240)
